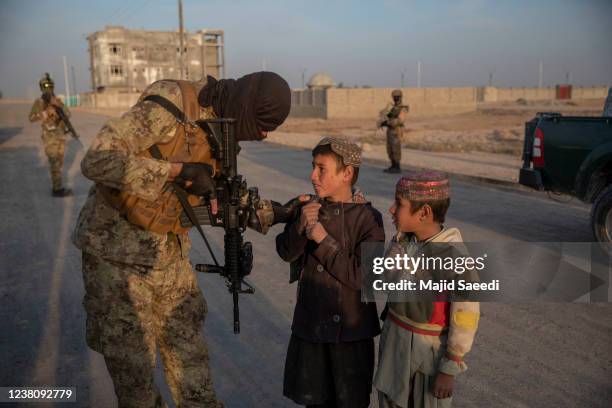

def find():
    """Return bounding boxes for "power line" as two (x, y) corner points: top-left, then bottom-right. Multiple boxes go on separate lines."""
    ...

(115, 0), (151, 25)
(107, 2), (133, 23)
(114, 2), (140, 23)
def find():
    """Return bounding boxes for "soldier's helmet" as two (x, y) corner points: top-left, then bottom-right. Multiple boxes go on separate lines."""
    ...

(39, 73), (54, 92)
(391, 89), (402, 97)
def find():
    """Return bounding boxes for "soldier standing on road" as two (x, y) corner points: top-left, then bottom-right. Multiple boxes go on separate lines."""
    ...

(28, 73), (73, 197)
(72, 72), (291, 408)
(378, 89), (409, 174)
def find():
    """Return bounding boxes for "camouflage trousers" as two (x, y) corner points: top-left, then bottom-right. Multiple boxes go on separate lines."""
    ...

(386, 129), (402, 163)
(42, 130), (66, 190)
(81, 252), (223, 408)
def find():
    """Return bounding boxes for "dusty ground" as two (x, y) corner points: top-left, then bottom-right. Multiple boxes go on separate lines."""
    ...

(277, 98), (607, 156)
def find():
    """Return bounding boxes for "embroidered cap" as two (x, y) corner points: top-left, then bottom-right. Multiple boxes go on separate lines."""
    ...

(314, 136), (362, 167)
(396, 171), (449, 201)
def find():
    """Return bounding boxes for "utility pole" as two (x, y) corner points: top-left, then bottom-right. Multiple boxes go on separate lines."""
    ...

(417, 61), (422, 88)
(178, 0), (184, 80)
(262, 59), (267, 71)
(87, 35), (97, 108)
(63, 56), (70, 106)
(401, 68), (407, 88)
(538, 61), (543, 88)
(488, 69), (495, 87)
(71, 65), (77, 98)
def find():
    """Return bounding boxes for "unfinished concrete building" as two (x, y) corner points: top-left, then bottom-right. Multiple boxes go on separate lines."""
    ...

(87, 25), (225, 95)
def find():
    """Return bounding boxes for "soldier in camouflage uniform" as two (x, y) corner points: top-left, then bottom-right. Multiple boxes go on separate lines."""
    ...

(378, 89), (409, 174)
(72, 72), (291, 408)
(28, 73), (73, 196)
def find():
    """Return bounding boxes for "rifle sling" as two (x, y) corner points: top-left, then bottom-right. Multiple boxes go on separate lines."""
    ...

(143, 94), (187, 123)
(149, 136), (220, 267)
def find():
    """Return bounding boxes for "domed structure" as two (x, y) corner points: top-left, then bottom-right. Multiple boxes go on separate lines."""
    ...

(307, 73), (334, 90)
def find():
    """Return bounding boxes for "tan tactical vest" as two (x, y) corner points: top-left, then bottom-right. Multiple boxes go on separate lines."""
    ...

(99, 80), (219, 234)
(40, 96), (68, 132)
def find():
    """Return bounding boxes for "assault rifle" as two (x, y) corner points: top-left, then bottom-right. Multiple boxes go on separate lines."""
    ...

(377, 104), (408, 129)
(387, 105), (401, 119)
(178, 118), (260, 334)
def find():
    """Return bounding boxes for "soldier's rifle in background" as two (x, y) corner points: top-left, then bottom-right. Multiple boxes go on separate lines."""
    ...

(42, 93), (83, 149)
(377, 103), (409, 130)
(386, 105), (401, 120)
(377, 105), (401, 128)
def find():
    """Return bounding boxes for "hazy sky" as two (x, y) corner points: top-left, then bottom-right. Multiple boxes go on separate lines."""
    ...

(1, 0), (611, 98)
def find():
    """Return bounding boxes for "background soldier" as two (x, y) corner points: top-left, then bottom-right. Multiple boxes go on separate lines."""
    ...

(72, 72), (291, 408)
(28, 73), (73, 196)
(378, 89), (409, 173)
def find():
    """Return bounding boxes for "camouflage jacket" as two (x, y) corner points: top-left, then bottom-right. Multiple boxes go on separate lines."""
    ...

(72, 79), (214, 268)
(29, 96), (70, 134)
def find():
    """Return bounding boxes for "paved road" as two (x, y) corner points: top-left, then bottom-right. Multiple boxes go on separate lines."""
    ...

(1, 103), (610, 407)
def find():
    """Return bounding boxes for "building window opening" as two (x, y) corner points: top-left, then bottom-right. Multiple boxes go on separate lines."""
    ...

(111, 65), (123, 76)
(109, 44), (122, 55)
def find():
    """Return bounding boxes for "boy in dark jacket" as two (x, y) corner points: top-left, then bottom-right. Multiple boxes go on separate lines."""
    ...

(276, 137), (385, 408)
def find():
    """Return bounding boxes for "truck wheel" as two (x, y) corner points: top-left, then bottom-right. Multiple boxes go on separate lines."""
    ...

(591, 184), (612, 243)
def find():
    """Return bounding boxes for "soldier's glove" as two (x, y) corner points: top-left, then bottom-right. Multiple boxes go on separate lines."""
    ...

(247, 199), (274, 234)
(273, 195), (313, 225)
(247, 195), (312, 235)
(176, 163), (216, 199)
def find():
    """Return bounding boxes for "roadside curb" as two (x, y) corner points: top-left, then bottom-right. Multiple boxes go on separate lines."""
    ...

(365, 156), (528, 190)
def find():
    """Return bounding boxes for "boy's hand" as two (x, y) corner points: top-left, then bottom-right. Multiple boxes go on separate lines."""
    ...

(433, 372), (454, 399)
(306, 222), (328, 243)
(299, 202), (321, 234)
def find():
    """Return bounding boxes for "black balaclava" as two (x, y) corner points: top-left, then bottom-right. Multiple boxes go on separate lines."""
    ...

(198, 71), (291, 141)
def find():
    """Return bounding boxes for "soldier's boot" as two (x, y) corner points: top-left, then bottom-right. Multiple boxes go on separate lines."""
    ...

(50, 163), (71, 197)
(52, 187), (73, 197)
(390, 160), (401, 173)
(385, 161), (401, 174)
